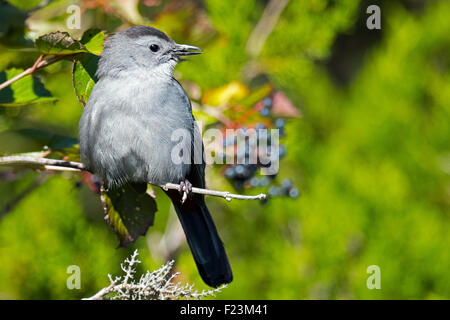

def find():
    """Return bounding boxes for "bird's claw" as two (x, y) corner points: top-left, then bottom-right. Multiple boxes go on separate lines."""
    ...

(178, 179), (192, 204)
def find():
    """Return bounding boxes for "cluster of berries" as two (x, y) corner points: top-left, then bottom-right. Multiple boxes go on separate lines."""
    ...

(221, 96), (299, 202)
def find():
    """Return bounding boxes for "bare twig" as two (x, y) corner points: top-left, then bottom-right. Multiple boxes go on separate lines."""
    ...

(161, 183), (266, 201)
(0, 54), (66, 92)
(1, 174), (47, 219)
(0, 156), (86, 170)
(0, 156), (266, 201)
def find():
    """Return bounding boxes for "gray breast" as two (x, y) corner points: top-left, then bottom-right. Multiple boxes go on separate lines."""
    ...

(79, 75), (194, 189)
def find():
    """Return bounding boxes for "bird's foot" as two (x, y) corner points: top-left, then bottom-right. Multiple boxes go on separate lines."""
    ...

(178, 179), (192, 204)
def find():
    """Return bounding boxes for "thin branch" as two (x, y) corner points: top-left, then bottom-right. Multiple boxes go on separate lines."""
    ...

(245, 0), (290, 58)
(0, 54), (66, 92)
(1, 174), (47, 219)
(0, 156), (266, 201)
(0, 156), (86, 170)
(41, 165), (82, 172)
(161, 183), (266, 201)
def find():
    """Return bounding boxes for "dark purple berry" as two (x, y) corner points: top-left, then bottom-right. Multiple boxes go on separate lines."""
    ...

(235, 164), (245, 175)
(234, 180), (244, 190)
(263, 97), (273, 109)
(281, 178), (293, 192)
(278, 145), (286, 158)
(225, 167), (235, 179)
(259, 107), (271, 117)
(250, 177), (260, 187)
(274, 118), (285, 128)
(269, 186), (280, 196)
(255, 123), (266, 130)
(289, 188), (300, 198)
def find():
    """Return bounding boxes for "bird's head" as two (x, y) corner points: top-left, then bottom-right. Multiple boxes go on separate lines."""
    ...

(97, 26), (202, 78)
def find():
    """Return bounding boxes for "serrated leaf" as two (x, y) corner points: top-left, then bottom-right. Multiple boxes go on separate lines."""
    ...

(102, 184), (157, 247)
(35, 31), (87, 55)
(72, 53), (99, 106)
(80, 28), (106, 56)
(0, 68), (56, 106)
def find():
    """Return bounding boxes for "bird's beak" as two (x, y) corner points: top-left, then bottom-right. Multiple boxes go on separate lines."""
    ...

(173, 43), (202, 57)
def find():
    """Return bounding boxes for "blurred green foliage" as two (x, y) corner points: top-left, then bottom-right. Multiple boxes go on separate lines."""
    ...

(0, 0), (449, 299)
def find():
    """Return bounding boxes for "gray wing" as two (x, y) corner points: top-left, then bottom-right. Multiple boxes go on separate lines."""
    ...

(172, 78), (206, 189)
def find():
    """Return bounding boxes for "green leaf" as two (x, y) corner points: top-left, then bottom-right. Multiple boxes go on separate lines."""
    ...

(239, 84), (272, 108)
(0, 2), (27, 38)
(80, 29), (106, 56)
(0, 68), (56, 107)
(13, 128), (80, 161)
(202, 81), (250, 107)
(72, 53), (99, 106)
(35, 31), (87, 55)
(4, 0), (42, 11)
(72, 29), (106, 106)
(192, 109), (220, 127)
(15, 128), (78, 150)
(101, 185), (157, 247)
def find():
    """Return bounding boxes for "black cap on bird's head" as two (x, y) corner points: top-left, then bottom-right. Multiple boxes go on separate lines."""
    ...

(97, 26), (202, 78)
(123, 25), (172, 41)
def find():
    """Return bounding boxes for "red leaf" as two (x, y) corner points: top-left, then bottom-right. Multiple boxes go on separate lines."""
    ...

(272, 92), (301, 117)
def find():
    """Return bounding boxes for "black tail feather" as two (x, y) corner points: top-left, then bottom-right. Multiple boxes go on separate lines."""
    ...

(166, 190), (233, 287)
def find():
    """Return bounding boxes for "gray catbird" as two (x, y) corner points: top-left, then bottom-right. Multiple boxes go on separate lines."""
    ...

(79, 26), (232, 287)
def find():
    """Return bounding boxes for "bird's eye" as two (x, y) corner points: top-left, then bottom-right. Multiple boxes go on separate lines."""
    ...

(149, 44), (160, 52)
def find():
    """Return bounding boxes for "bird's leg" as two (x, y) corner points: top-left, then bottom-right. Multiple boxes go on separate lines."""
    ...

(178, 179), (192, 203)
